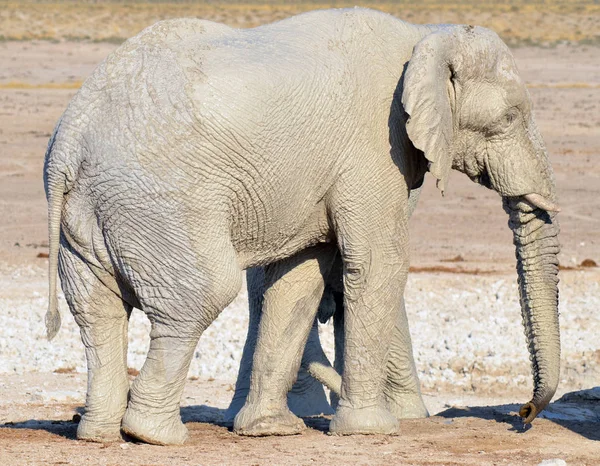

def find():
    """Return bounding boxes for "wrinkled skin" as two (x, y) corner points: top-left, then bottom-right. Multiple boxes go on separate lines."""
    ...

(44, 9), (560, 445)
(225, 189), (427, 422)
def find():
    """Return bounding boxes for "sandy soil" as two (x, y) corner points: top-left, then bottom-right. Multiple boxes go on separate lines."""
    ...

(1, 373), (599, 465)
(0, 22), (599, 466)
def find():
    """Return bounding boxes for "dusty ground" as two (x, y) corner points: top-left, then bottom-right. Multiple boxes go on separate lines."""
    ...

(1, 372), (599, 465)
(0, 4), (599, 465)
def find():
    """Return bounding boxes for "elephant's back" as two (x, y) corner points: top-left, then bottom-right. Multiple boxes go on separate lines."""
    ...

(69, 17), (234, 127)
(85, 17), (234, 115)
(194, 8), (411, 81)
(60, 8), (419, 203)
(70, 8), (414, 161)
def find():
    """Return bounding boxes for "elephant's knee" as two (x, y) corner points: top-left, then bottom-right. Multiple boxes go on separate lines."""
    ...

(203, 265), (243, 315)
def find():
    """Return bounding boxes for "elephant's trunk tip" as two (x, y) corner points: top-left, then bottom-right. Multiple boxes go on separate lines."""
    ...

(519, 401), (539, 424)
(519, 394), (554, 424)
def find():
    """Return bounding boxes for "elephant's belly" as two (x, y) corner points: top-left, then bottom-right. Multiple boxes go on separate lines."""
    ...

(232, 198), (333, 269)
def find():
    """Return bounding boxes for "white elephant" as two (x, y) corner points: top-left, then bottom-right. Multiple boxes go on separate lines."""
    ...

(44, 9), (560, 446)
(225, 188), (427, 422)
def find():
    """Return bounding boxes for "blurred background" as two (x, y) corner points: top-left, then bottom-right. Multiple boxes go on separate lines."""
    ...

(1, 1), (598, 46)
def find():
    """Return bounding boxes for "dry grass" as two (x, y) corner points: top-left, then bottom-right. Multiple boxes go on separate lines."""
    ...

(0, 81), (84, 89)
(53, 366), (76, 374)
(0, 1), (598, 46)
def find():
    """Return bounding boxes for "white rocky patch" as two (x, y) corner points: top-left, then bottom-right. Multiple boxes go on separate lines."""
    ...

(1, 263), (598, 415)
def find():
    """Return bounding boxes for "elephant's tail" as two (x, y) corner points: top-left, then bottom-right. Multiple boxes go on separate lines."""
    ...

(45, 175), (63, 340)
(43, 119), (75, 340)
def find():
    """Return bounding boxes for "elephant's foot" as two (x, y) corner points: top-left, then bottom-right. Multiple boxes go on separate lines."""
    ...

(76, 416), (123, 443)
(386, 394), (429, 419)
(234, 403), (306, 436)
(287, 371), (334, 417)
(329, 405), (399, 435)
(227, 377), (334, 423)
(121, 405), (188, 445)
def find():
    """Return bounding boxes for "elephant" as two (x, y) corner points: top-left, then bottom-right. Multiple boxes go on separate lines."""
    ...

(225, 188), (428, 423)
(43, 8), (561, 446)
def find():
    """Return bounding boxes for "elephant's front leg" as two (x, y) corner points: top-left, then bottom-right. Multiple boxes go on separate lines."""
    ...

(384, 298), (429, 419)
(330, 294), (428, 419)
(328, 177), (408, 435)
(234, 245), (336, 436)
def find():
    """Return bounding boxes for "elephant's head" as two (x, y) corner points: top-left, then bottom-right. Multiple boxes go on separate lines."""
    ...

(402, 25), (560, 422)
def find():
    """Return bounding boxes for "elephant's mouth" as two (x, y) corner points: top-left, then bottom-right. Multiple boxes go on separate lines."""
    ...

(472, 169), (492, 189)
(479, 170), (492, 189)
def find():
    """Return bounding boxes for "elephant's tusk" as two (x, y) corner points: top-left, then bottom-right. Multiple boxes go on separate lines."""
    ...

(523, 193), (561, 213)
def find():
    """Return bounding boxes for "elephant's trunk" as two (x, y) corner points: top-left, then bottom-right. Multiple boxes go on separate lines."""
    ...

(505, 197), (560, 423)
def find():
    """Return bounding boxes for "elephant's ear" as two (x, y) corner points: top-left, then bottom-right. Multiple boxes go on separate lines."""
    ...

(402, 31), (457, 194)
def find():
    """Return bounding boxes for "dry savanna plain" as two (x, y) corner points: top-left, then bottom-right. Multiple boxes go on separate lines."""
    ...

(0, 1), (599, 465)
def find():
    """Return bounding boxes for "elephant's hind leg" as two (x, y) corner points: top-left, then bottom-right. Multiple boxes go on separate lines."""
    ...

(120, 244), (242, 445)
(225, 267), (334, 424)
(288, 319), (335, 417)
(58, 244), (131, 443)
(121, 321), (201, 445)
(234, 245), (336, 436)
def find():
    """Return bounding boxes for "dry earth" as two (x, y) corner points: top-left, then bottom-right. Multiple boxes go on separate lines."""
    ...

(1, 372), (599, 465)
(0, 6), (600, 465)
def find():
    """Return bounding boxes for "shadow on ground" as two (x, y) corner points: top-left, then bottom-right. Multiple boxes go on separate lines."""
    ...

(0, 403), (331, 441)
(438, 387), (600, 441)
(1, 389), (596, 442)
(181, 405), (331, 433)
(0, 407), (83, 440)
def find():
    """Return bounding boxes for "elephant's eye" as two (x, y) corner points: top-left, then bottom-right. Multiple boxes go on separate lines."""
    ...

(505, 110), (517, 125)
(487, 108), (519, 136)
(502, 108), (520, 129)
